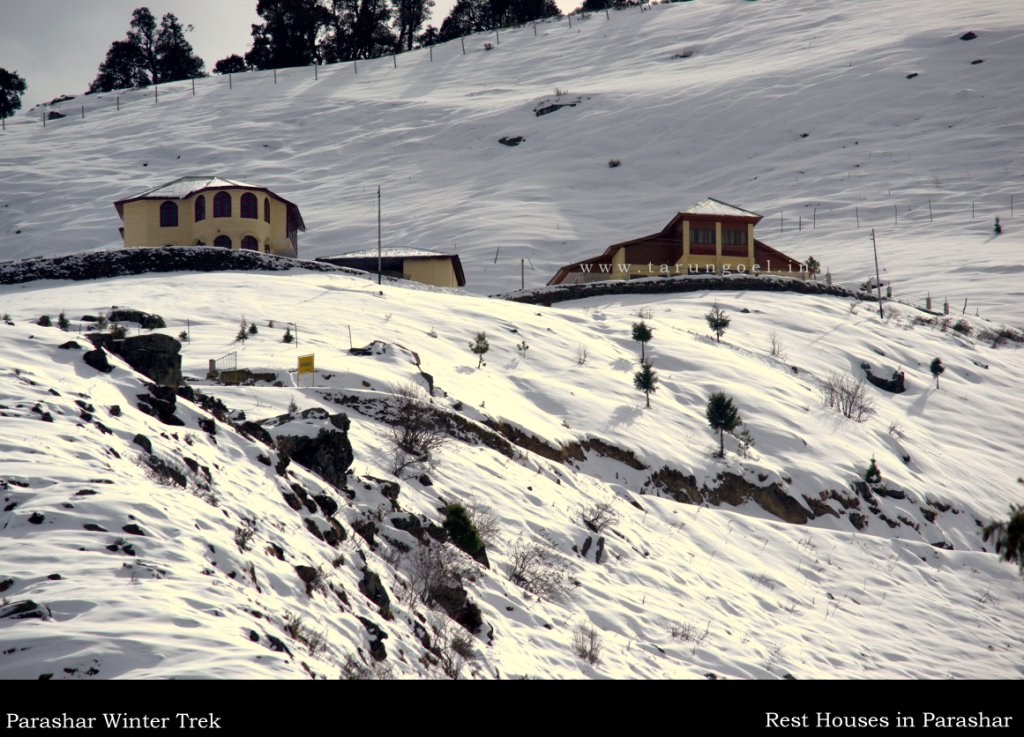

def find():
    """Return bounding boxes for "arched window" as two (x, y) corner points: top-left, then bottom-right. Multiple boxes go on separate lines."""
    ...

(159, 201), (178, 227)
(214, 235), (232, 249)
(241, 236), (259, 251)
(264, 198), (270, 223)
(213, 191), (231, 218)
(194, 195), (206, 222)
(241, 192), (258, 219)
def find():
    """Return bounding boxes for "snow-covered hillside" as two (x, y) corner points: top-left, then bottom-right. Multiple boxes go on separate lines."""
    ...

(1, 0), (1023, 681)
(1, 266), (1022, 679)
(2, 0), (1023, 324)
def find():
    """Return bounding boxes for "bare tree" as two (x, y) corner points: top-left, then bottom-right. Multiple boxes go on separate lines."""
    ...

(507, 537), (571, 600)
(577, 501), (619, 533)
(385, 382), (448, 476)
(821, 372), (874, 422)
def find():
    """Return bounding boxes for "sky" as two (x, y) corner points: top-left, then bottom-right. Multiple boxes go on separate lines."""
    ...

(0, 0), (513, 113)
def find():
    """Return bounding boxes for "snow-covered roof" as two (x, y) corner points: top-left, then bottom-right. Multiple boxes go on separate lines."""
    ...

(127, 176), (261, 200)
(681, 198), (761, 219)
(325, 247), (456, 260)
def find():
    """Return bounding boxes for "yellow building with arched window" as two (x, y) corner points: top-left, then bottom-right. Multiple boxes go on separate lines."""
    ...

(114, 176), (306, 257)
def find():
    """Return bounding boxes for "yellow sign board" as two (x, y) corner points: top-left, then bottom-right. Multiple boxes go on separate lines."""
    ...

(297, 354), (314, 375)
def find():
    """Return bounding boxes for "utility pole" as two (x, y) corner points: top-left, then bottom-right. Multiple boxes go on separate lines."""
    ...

(377, 186), (382, 285)
(871, 228), (884, 319)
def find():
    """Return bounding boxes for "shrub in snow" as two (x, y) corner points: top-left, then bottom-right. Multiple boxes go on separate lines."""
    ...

(57, 311), (70, 331)
(572, 621), (602, 665)
(507, 537), (571, 600)
(608, 159), (622, 168)
(577, 501), (619, 533)
(865, 456), (882, 484)
(235, 319), (249, 342)
(443, 503), (486, 562)
(516, 339), (529, 357)
(821, 372), (874, 422)
(282, 326), (294, 343)
(983, 505), (1024, 578)
(36, 315), (52, 327)
(386, 382), (448, 477)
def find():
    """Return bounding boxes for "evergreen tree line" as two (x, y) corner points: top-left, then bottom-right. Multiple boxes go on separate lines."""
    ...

(90, 7), (206, 93)
(216, 0), (562, 74)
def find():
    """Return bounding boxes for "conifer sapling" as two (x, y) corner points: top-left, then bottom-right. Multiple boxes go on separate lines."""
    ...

(469, 332), (489, 368)
(705, 302), (730, 343)
(631, 321), (653, 362)
(706, 391), (741, 458)
(633, 361), (658, 408)
(930, 357), (945, 388)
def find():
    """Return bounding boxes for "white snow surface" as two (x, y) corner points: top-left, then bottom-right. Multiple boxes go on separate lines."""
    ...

(1, 1), (1023, 680)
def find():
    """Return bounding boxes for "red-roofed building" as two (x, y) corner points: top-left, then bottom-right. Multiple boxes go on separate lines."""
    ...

(548, 198), (806, 285)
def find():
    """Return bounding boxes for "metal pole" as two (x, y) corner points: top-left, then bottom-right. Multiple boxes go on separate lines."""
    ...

(972, 201), (975, 220)
(871, 229), (884, 319)
(377, 186), (382, 285)
(813, 208), (817, 229)
(354, 60), (358, 74)
(569, 15), (573, 29)
(496, 29), (500, 45)
(117, 96), (120, 111)
(534, 22), (538, 36)
(154, 85), (158, 102)
(461, 38), (466, 55)
(894, 205), (897, 225)
(229, 73), (233, 90)
(192, 78), (195, 95)
(799, 215), (802, 232)
(393, 54), (397, 69)
(429, 45), (433, 62)
(780, 211), (783, 233)
(521, 259), (525, 290)
(856, 207), (859, 228)
(274, 69), (277, 84)
(928, 199), (933, 222)
(315, 64), (318, 80)
(81, 105), (85, 119)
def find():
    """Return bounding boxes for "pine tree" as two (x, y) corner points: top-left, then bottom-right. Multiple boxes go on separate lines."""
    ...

(89, 40), (149, 92)
(930, 357), (945, 388)
(706, 391), (741, 458)
(705, 302), (730, 342)
(0, 68), (28, 124)
(128, 7), (159, 84)
(631, 320), (653, 362)
(248, 0), (333, 69)
(983, 505), (1024, 578)
(633, 361), (657, 408)
(395, 0), (436, 52)
(155, 13), (206, 82)
(469, 331), (489, 368)
(89, 7), (205, 92)
(805, 256), (820, 280)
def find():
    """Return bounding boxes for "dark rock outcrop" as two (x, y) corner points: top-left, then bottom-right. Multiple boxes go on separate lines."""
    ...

(108, 308), (166, 329)
(88, 333), (182, 388)
(268, 410), (354, 491)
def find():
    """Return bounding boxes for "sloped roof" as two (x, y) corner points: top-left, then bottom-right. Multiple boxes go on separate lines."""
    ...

(114, 176), (305, 230)
(127, 176), (261, 200)
(681, 197), (762, 219)
(325, 247), (456, 260)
